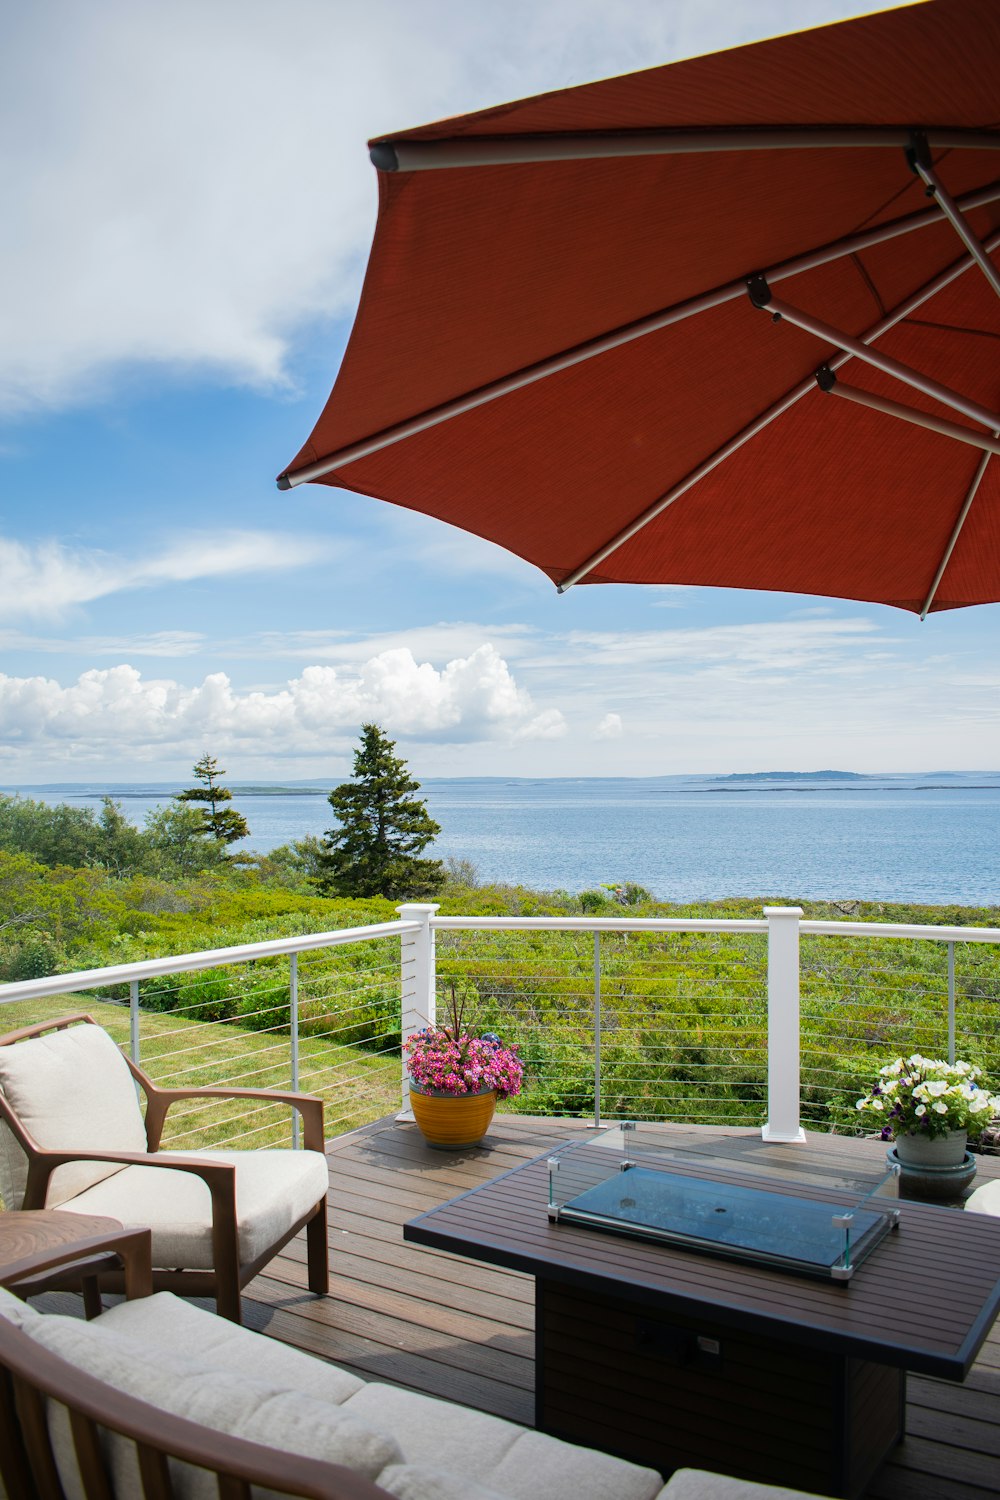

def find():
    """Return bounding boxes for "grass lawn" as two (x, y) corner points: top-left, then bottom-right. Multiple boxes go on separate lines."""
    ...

(0, 996), (402, 1152)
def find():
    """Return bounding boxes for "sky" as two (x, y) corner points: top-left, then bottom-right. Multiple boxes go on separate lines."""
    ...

(1, 0), (997, 785)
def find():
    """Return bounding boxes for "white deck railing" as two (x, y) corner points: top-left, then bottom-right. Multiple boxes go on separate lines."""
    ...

(1, 903), (997, 1148)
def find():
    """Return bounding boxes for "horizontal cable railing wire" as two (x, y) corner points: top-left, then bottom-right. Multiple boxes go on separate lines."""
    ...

(432, 923), (768, 1128)
(0, 922), (414, 1152)
(2, 911), (998, 1153)
(799, 932), (1000, 1134)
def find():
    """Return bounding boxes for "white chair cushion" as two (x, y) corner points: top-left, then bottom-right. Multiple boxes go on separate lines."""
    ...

(0, 1283), (41, 1328)
(0, 1024), (147, 1209)
(344, 1383), (523, 1472)
(487, 1429), (663, 1500)
(658, 1470), (822, 1499)
(376, 1465), (510, 1500)
(344, 1385), (663, 1500)
(965, 1179), (1000, 1215)
(22, 1311), (402, 1500)
(56, 1148), (328, 1268)
(99, 1290), (362, 1402)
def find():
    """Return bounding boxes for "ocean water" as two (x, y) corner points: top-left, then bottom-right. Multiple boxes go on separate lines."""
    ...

(9, 774), (1000, 907)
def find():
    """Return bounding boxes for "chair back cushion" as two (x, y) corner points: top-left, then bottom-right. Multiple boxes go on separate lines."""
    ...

(0, 1024), (147, 1209)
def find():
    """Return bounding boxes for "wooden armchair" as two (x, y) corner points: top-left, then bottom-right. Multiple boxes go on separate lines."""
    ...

(0, 1014), (329, 1322)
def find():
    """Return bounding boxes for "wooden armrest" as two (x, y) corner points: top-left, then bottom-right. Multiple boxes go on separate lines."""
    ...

(23, 1149), (236, 1213)
(145, 1088), (325, 1152)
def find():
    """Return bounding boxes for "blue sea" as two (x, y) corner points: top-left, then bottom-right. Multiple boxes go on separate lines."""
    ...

(7, 773), (1000, 907)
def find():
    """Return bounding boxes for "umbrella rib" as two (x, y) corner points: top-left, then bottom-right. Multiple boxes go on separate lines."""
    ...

(907, 135), (1000, 306)
(278, 180), (1000, 489)
(919, 446), (996, 619)
(557, 228), (1000, 592)
(821, 378), (1000, 458)
(370, 126), (1000, 174)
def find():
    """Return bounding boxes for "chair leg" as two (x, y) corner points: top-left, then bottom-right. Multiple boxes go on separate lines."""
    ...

(81, 1277), (102, 1321)
(215, 1272), (242, 1324)
(306, 1200), (329, 1296)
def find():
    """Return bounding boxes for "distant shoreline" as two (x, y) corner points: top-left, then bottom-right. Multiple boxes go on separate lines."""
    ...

(4, 775), (1000, 799)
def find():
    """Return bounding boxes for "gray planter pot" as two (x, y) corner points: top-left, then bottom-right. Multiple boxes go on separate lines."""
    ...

(893, 1128), (967, 1168)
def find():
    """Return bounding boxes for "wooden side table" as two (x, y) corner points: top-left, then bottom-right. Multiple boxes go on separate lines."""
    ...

(0, 1212), (153, 1318)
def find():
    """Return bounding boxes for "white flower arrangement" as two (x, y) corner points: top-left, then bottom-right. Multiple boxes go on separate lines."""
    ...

(855, 1054), (1000, 1142)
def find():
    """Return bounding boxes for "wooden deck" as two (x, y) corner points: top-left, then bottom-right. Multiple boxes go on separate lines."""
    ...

(243, 1116), (1000, 1500)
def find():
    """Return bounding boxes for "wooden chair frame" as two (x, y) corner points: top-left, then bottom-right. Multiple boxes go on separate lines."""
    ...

(0, 1014), (330, 1322)
(0, 1309), (389, 1500)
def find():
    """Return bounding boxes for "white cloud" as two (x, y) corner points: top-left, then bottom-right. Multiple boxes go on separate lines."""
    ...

(0, 629), (205, 657)
(0, 0), (882, 413)
(0, 531), (336, 620)
(595, 713), (623, 739)
(0, 644), (561, 759)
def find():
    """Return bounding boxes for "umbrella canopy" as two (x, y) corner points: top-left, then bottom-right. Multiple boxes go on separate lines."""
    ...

(279, 0), (1000, 616)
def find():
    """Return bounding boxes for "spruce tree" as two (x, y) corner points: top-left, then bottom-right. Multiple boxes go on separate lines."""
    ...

(317, 724), (444, 898)
(177, 754), (250, 846)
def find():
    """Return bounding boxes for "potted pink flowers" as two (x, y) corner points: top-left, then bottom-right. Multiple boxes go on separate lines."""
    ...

(405, 987), (523, 1150)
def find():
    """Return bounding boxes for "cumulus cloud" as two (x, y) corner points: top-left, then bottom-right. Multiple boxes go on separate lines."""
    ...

(595, 713), (624, 739)
(0, 644), (563, 759)
(0, 532), (336, 620)
(0, 0), (878, 413)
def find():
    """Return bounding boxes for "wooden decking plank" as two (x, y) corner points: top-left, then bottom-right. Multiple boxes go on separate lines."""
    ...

(247, 1273), (534, 1388)
(278, 1231), (534, 1310)
(268, 1246), (535, 1330)
(240, 1298), (532, 1423)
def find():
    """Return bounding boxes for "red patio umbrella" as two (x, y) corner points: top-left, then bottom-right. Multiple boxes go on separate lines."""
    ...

(279, 0), (1000, 616)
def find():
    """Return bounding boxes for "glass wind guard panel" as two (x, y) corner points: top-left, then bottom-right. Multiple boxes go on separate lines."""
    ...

(546, 1124), (900, 1282)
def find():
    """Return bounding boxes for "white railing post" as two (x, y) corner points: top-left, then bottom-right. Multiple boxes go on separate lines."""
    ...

(396, 904), (440, 1120)
(762, 906), (806, 1143)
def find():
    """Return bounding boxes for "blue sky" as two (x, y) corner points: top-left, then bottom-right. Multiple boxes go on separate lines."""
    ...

(2, 0), (997, 783)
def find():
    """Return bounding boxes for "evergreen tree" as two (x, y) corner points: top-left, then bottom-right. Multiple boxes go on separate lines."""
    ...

(177, 754), (250, 846)
(317, 724), (444, 898)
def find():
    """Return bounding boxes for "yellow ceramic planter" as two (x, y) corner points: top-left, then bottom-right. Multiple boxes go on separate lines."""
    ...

(410, 1085), (497, 1150)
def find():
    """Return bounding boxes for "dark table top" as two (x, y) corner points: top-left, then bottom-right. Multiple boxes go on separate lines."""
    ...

(404, 1140), (1000, 1381)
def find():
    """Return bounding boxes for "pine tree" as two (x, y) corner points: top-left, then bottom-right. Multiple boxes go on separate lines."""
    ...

(177, 754), (250, 846)
(317, 724), (444, 899)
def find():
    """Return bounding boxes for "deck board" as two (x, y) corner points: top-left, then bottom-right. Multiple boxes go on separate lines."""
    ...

(243, 1115), (1000, 1498)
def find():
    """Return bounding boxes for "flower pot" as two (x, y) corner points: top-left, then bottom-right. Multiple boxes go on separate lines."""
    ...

(409, 1084), (497, 1150)
(893, 1129), (967, 1168)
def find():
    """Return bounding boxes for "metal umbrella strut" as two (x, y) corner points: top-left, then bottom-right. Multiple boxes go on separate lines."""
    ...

(279, 0), (1000, 617)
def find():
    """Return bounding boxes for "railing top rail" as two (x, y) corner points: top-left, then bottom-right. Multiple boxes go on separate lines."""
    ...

(0, 920), (419, 1007)
(431, 916), (768, 933)
(800, 920), (1000, 943)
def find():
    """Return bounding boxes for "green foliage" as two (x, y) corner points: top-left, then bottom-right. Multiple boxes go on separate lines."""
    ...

(143, 803), (229, 877)
(177, 754), (250, 846)
(316, 724), (444, 899)
(0, 794), (100, 868)
(601, 882), (653, 907)
(579, 889), (612, 913)
(441, 857), (481, 891)
(0, 792), (157, 875)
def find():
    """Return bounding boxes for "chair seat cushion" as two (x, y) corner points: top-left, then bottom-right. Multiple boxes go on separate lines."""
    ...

(99, 1291), (362, 1403)
(344, 1384), (664, 1500)
(965, 1179), (1000, 1215)
(57, 1148), (329, 1269)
